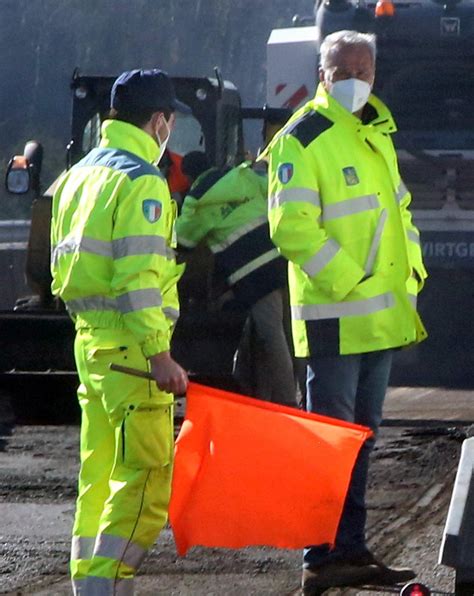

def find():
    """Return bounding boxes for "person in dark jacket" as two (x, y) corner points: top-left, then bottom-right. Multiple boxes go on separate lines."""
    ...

(177, 151), (297, 407)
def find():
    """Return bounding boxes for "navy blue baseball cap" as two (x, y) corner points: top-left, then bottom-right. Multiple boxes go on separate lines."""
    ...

(110, 69), (190, 114)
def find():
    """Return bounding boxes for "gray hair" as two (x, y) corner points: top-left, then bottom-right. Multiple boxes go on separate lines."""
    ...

(320, 30), (377, 70)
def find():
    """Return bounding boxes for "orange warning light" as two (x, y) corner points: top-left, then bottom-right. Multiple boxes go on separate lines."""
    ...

(375, 0), (395, 17)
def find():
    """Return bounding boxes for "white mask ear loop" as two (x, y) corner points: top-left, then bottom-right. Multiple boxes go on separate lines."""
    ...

(156, 115), (171, 164)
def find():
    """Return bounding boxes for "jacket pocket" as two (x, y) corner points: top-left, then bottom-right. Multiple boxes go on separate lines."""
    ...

(121, 402), (173, 470)
(87, 345), (128, 362)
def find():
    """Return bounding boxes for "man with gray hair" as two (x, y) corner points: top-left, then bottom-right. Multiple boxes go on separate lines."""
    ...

(262, 30), (427, 593)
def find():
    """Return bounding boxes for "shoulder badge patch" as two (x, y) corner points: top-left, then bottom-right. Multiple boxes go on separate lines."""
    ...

(142, 199), (162, 223)
(342, 167), (359, 186)
(278, 162), (294, 184)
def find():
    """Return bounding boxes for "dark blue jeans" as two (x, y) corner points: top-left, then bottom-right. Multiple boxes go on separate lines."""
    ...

(303, 349), (393, 569)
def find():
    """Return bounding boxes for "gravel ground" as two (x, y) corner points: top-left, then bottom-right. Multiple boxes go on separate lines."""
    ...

(0, 418), (470, 595)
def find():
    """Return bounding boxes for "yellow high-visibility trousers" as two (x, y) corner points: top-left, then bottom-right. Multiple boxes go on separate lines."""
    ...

(71, 328), (174, 596)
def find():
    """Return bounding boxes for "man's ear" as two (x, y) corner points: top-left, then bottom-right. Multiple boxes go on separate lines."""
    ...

(150, 111), (163, 130)
(318, 67), (325, 83)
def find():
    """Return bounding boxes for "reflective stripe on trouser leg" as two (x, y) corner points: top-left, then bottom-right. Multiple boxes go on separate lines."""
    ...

(89, 458), (172, 578)
(71, 532), (148, 594)
(72, 576), (134, 596)
(86, 463), (172, 582)
(93, 533), (147, 569)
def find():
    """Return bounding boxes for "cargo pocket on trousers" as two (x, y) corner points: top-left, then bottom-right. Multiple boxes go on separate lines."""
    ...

(121, 403), (173, 470)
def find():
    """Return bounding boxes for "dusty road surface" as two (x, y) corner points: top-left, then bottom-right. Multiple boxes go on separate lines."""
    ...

(0, 387), (473, 596)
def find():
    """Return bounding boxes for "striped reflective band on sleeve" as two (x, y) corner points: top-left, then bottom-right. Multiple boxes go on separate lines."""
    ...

(177, 235), (197, 249)
(66, 295), (118, 313)
(66, 289), (163, 314)
(364, 209), (387, 275)
(407, 230), (420, 245)
(72, 577), (134, 596)
(112, 235), (169, 259)
(94, 533), (147, 570)
(228, 248), (280, 285)
(291, 292), (394, 320)
(116, 288), (163, 313)
(302, 238), (340, 277)
(52, 236), (112, 264)
(269, 187), (321, 210)
(71, 535), (95, 561)
(396, 181), (408, 203)
(323, 194), (379, 221)
(53, 234), (172, 263)
(210, 216), (267, 254)
(163, 306), (180, 323)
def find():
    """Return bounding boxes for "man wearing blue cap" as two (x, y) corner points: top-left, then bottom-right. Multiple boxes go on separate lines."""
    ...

(51, 69), (189, 595)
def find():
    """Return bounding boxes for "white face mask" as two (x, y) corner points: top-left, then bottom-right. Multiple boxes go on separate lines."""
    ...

(155, 115), (171, 164)
(329, 78), (372, 114)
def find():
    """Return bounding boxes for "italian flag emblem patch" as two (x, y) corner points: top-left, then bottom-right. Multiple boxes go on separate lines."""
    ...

(142, 199), (162, 223)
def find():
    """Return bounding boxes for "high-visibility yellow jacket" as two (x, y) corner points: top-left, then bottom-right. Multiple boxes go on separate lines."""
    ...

(51, 119), (183, 358)
(263, 85), (427, 357)
(176, 162), (287, 306)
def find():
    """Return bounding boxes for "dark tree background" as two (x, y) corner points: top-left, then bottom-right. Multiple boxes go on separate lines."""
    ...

(0, 0), (314, 218)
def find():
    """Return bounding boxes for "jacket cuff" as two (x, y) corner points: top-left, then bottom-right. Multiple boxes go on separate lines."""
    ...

(412, 263), (428, 292)
(141, 334), (170, 359)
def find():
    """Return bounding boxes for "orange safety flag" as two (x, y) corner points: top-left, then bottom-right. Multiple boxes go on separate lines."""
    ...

(169, 383), (372, 556)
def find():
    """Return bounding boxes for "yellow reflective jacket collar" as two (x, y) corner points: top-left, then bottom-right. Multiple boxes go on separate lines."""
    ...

(100, 119), (161, 164)
(259, 86), (397, 163)
(312, 83), (397, 135)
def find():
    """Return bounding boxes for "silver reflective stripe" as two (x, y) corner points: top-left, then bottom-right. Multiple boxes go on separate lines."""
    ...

(53, 235), (172, 264)
(81, 237), (112, 256)
(66, 295), (118, 313)
(81, 576), (134, 596)
(94, 533), (147, 570)
(292, 292), (395, 320)
(302, 239), (340, 277)
(52, 235), (112, 264)
(407, 230), (420, 245)
(72, 578), (87, 596)
(163, 306), (180, 323)
(269, 187), (321, 210)
(323, 194), (379, 221)
(396, 180), (408, 203)
(71, 536), (95, 560)
(228, 248), (280, 285)
(67, 290), (165, 315)
(116, 288), (162, 313)
(177, 235), (197, 249)
(113, 235), (168, 259)
(364, 209), (387, 275)
(166, 246), (176, 260)
(408, 293), (417, 308)
(210, 216), (267, 254)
